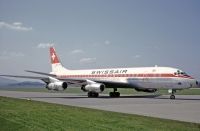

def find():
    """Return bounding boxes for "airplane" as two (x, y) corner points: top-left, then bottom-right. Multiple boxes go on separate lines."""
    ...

(1, 47), (199, 99)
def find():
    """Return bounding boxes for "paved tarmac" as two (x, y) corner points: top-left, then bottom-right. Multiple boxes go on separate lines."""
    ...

(0, 90), (200, 123)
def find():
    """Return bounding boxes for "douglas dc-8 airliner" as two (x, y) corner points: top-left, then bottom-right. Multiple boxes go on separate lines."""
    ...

(1, 47), (199, 99)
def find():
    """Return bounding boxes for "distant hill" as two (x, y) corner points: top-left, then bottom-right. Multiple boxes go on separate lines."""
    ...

(8, 81), (45, 87)
(0, 77), (18, 86)
(0, 77), (45, 88)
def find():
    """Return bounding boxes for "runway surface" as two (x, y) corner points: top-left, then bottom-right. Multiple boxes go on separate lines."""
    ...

(0, 90), (200, 123)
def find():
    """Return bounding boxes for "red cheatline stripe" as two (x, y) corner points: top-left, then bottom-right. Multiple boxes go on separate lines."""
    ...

(57, 73), (194, 79)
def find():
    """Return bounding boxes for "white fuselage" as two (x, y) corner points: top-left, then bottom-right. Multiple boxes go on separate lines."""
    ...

(53, 65), (198, 90)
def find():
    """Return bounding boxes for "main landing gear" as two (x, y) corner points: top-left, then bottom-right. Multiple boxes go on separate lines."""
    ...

(168, 89), (176, 99)
(88, 92), (99, 98)
(109, 88), (120, 97)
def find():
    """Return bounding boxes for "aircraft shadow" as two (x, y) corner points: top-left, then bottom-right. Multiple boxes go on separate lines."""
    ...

(154, 97), (200, 101)
(21, 94), (200, 101)
(99, 94), (161, 99)
(22, 94), (161, 99)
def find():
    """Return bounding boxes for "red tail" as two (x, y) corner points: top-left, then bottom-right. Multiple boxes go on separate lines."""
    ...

(50, 47), (60, 64)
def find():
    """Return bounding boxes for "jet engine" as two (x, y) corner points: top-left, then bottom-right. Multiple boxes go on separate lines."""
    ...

(135, 88), (157, 93)
(46, 82), (68, 91)
(81, 83), (105, 93)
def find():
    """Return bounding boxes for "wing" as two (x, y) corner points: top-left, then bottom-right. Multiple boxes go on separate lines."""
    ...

(25, 70), (130, 87)
(1, 70), (131, 88)
(25, 70), (56, 77)
(25, 70), (87, 85)
(93, 79), (133, 88)
(0, 75), (50, 83)
(0, 70), (87, 86)
(0, 74), (87, 86)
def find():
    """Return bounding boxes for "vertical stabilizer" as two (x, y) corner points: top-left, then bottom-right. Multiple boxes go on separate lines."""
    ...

(50, 47), (60, 64)
(50, 47), (69, 74)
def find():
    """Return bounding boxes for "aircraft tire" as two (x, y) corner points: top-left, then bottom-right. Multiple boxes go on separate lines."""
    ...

(88, 92), (92, 97)
(94, 92), (99, 97)
(170, 95), (175, 99)
(116, 92), (120, 97)
(88, 92), (99, 98)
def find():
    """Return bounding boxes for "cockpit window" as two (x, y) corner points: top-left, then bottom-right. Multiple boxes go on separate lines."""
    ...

(181, 72), (187, 75)
(176, 70), (187, 76)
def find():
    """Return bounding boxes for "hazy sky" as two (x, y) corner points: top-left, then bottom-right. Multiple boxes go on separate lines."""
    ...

(0, 0), (200, 80)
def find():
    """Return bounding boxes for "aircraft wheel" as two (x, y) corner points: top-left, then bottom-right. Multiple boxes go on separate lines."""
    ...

(109, 92), (114, 97)
(116, 92), (120, 97)
(88, 92), (92, 97)
(94, 92), (99, 97)
(170, 95), (175, 99)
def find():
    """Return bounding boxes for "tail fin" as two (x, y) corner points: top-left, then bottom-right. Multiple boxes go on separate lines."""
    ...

(50, 47), (60, 64)
(49, 47), (69, 74)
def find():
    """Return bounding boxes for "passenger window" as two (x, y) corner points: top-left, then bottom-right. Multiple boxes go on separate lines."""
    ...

(178, 82), (182, 85)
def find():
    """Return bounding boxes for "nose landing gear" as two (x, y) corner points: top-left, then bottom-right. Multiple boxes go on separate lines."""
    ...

(168, 89), (176, 99)
(170, 94), (175, 99)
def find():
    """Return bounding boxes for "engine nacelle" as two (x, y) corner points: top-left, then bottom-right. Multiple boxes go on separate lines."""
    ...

(135, 88), (157, 93)
(81, 83), (105, 93)
(46, 82), (68, 91)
